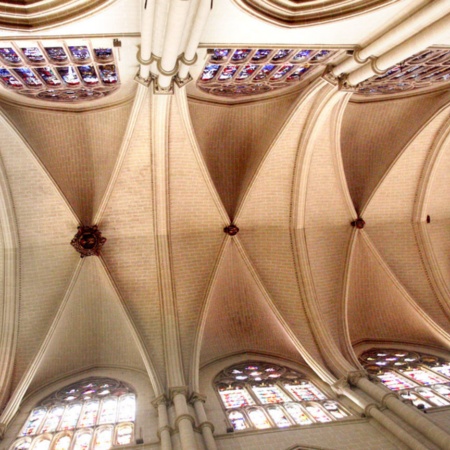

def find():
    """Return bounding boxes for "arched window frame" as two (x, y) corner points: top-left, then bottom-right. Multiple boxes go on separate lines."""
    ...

(360, 348), (450, 409)
(214, 361), (350, 431)
(9, 377), (136, 450)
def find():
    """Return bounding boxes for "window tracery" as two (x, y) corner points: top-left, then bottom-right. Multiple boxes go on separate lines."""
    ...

(360, 349), (450, 409)
(356, 48), (450, 95)
(197, 48), (342, 97)
(10, 378), (135, 450)
(215, 362), (349, 431)
(0, 42), (119, 103)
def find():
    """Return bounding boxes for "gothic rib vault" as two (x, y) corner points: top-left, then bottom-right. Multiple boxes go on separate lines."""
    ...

(0, 0), (450, 449)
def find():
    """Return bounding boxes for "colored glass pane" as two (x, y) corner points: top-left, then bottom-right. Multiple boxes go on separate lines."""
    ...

(21, 408), (47, 436)
(248, 409), (271, 429)
(210, 49), (230, 61)
(228, 411), (247, 430)
(286, 66), (310, 81)
(284, 382), (326, 401)
(237, 64), (258, 80)
(270, 64), (294, 81)
(94, 48), (113, 62)
(12, 440), (31, 450)
(78, 400), (99, 427)
(402, 368), (448, 385)
(33, 439), (51, 450)
(305, 405), (331, 422)
(267, 406), (291, 427)
(78, 65), (99, 85)
(41, 406), (64, 433)
(416, 388), (449, 406)
(98, 397), (118, 424)
(69, 46), (90, 62)
(0, 68), (23, 87)
(0, 47), (21, 64)
(399, 390), (431, 408)
(201, 64), (220, 81)
(35, 67), (62, 86)
(271, 49), (292, 61)
(44, 47), (68, 63)
(93, 427), (113, 450)
(57, 67), (80, 85)
(284, 403), (312, 425)
(98, 65), (118, 84)
(53, 435), (71, 450)
(59, 403), (82, 430)
(292, 50), (312, 62)
(310, 50), (334, 62)
(219, 388), (255, 408)
(251, 385), (290, 404)
(21, 47), (45, 63)
(252, 49), (271, 61)
(433, 384), (450, 399)
(72, 431), (92, 450)
(323, 402), (347, 419)
(377, 371), (416, 391)
(115, 424), (133, 445)
(118, 395), (135, 422)
(231, 49), (251, 61)
(13, 68), (42, 87)
(219, 65), (238, 81)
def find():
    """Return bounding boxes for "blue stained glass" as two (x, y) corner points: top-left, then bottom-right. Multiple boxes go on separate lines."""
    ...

(98, 65), (118, 84)
(219, 65), (238, 81)
(210, 49), (230, 61)
(13, 68), (42, 87)
(44, 47), (68, 63)
(237, 64), (258, 80)
(94, 48), (113, 62)
(252, 49), (271, 61)
(36, 67), (61, 86)
(201, 64), (220, 81)
(286, 66), (310, 81)
(231, 49), (251, 61)
(0, 68), (23, 87)
(21, 47), (45, 63)
(252, 64), (275, 81)
(77, 65), (99, 85)
(69, 46), (91, 62)
(270, 64), (294, 80)
(310, 50), (333, 62)
(57, 67), (80, 85)
(271, 49), (292, 61)
(0, 47), (21, 64)
(292, 50), (312, 62)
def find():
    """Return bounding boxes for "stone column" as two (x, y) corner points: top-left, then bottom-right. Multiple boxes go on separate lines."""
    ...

(171, 387), (198, 450)
(190, 393), (217, 450)
(152, 395), (172, 450)
(348, 371), (450, 449)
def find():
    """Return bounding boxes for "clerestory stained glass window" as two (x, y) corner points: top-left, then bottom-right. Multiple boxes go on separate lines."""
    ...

(10, 378), (135, 450)
(215, 362), (349, 431)
(197, 48), (342, 97)
(360, 349), (450, 409)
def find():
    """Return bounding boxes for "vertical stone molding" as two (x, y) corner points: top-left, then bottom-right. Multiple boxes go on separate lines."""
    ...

(152, 395), (172, 450)
(171, 388), (198, 450)
(190, 392), (217, 450)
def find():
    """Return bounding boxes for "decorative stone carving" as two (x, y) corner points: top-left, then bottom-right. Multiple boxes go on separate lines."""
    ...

(347, 370), (368, 387)
(351, 218), (366, 229)
(70, 225), (106, 258)
(224, 224), (239, 236)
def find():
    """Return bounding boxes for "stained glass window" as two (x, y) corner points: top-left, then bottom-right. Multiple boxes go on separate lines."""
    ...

(360, 348), (450, 409)
(0, 41), (120, 102)
(198, 48), (341, 97)
(215, 361), (348, 431)
(10, 378), (135, 450)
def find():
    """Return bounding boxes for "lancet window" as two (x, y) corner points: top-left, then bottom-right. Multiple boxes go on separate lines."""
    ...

(215, 362), (349, 431)
(10, 378), (135, 450)
(360, 349), (450, 409)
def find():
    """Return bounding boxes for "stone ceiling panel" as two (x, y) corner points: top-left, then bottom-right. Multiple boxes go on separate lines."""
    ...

(0, 114), (79, 392)
(0, 100), (132, 224)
